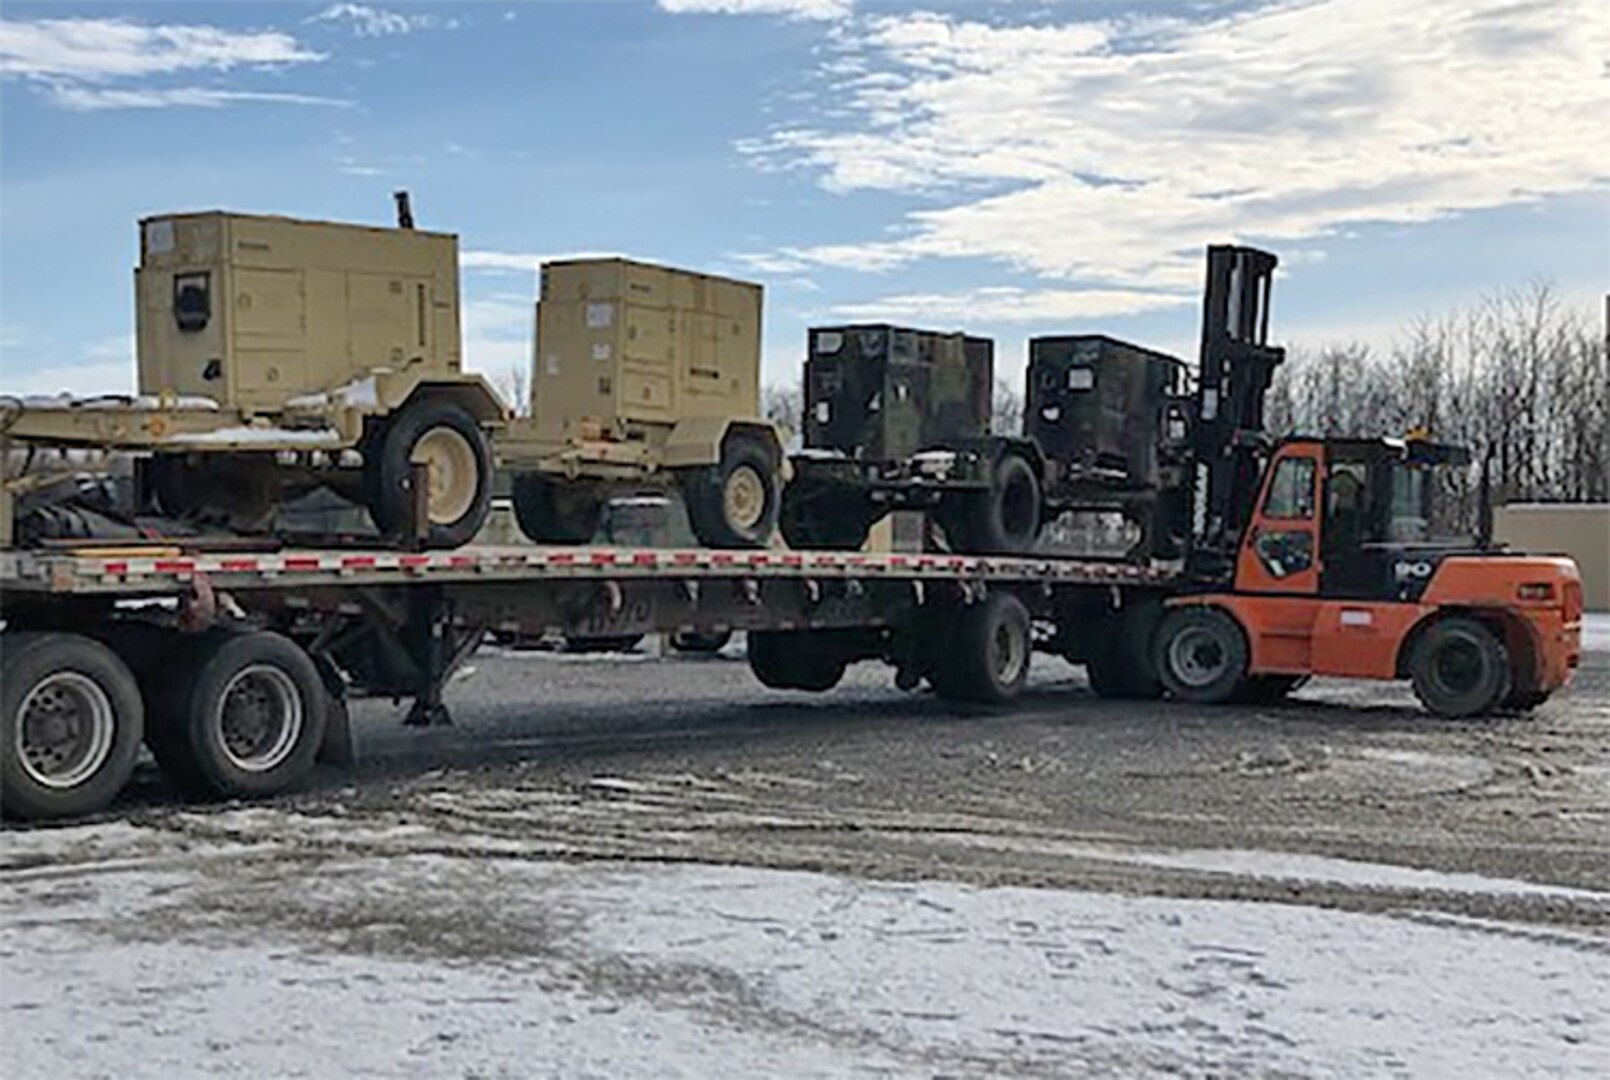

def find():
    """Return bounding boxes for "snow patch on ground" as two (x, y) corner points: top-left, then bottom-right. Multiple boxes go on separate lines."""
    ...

(2, 819), (1605, 1077)
(1582, 613), (1610, 653)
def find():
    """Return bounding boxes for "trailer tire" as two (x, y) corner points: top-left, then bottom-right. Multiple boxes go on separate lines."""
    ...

(2, 632), (144, 821)
(1409, 617), (1511, 719)
(511, 474), (602, 544)
(149, 631), (327, 800)
(1084, 600), (1164, 700)
(1155, 607), (1248, 705)
(367, 399), (492, 549)
(684, 435), (780, 549)
(938, 592), (1031, 704)
(670, 629), (733, 654)
(780, 489), (872, 551)
(563, 634), (644, 654)
(748, 631), (846, 692)
(945, 454), (1041, 555)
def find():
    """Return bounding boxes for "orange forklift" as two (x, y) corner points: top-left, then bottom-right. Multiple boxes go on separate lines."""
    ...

(1101, 248), (1584, 717)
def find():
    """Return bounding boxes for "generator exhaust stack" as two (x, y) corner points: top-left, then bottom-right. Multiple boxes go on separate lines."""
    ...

(394, 190), (414, 230)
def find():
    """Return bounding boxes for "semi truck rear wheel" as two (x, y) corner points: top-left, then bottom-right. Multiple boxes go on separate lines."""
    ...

(933, 592), (1031, 704)
(1, 631), (144, 821)
(511, 474), (602, 544)
(684, 436), (780, 549)
(1408, 617), (1511, 718)
(748, 631), (847, 691)
(1084, 599), (1165, 700)
(1155, 607), (1248, 704)
(367, 399), (492, 549)
(148, 630), (327, 800)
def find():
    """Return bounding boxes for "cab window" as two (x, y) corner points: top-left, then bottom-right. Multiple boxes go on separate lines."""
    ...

(1263, 456), (1316, 519)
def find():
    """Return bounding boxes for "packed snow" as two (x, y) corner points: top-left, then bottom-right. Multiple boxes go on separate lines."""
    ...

(2, 821), (1604, 1077)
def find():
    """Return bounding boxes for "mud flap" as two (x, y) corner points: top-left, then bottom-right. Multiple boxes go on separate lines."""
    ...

(317, 693), (356, 767)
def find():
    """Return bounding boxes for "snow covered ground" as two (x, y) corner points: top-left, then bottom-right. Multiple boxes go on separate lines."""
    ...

(1582, 612), (1610, 653)
(3, 819), (1606, 1078)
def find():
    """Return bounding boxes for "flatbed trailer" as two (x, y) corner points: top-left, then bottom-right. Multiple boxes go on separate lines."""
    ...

(0, 541), (1175, 821)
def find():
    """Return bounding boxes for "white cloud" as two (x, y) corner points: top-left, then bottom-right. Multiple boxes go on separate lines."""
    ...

(52, 85), (348, 111)
(0, 359), (135, 399)
(825, 286), (1191, 325)
(460, 250), (640, 275)
(307, 4), (451, 38)
(743, 0), (1610, 290)
(657, 0), (852, 21)
(0, 17), (323, 81)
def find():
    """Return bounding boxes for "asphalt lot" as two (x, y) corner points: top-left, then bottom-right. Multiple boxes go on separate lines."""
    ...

(5, 635), (1607, 1076)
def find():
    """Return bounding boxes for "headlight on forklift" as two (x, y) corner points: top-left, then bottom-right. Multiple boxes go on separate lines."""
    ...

(1516, 582), (1555, 602)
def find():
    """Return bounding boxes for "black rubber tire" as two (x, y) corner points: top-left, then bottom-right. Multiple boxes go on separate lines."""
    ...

(563, 634), (644, 654)
(511, 473), (602, 545)
(1, 631), (145, 821)
(684, 436), (780, 549)
(148, 630), (328, 800)
(938, 592), (1032, 704)
(670, 629), (734, 653)
(945, 454), (1042, 555)
(747, 631), (847, 692)
(1155, 606), (1250, 705)
(1084, 600), (1165, 700)
(1501, 688), (1552, 713)
(779, 488), (873, 551)
(1232, 674), (1307, 704)
(366, 399), (493, 549)
(1409, 617), (1512, 719)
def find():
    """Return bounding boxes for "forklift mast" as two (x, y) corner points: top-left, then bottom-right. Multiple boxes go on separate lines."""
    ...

(1185, 245), (1286, 582)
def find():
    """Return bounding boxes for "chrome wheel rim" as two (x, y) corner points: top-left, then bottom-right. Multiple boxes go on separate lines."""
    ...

(990, 618), (1028, 686)
(214, 664), (303, 773)
(17, 672), (116, 789)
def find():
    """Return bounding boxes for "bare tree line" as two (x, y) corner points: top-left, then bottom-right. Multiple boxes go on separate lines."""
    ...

(1267, 285), (1608, 505)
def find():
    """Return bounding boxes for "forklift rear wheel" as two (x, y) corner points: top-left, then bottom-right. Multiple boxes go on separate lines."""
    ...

(945, 454), (1041, 555)
(684, 436), (780, 549)
(1409, 617), (1511, 718)
(1155, 607), (1249, 705)
(147, 630), (328, 800)
(934, 592), (1031, 704)
(367, 399), (492, 549)
(511, 474), (603, 544)
(1, 631), (144, 821)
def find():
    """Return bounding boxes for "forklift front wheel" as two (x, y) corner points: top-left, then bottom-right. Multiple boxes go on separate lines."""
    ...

(1155, 606), (1248, 705)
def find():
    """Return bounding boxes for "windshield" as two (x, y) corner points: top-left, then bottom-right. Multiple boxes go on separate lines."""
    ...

(1384, 460), (1478, 544)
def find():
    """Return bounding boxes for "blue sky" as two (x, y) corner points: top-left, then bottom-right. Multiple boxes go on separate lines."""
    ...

(1, 0), (1605, 403)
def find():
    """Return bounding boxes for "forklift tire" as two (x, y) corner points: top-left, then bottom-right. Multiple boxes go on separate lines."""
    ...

(148, 630), (328, 800)
(748, 631), (847, 692)
(1155, 606), (1249, 705)
(1, 631), (144, 821)
(1409, 617), (1512, 719)
(1501, 688), (1552, 713)
(945, 454), (1042, 555)
(684, 436), (780, 549)
(511, 474), (603, 544)
(936, 592), (1031, 704)
(367, 399), (492, 549)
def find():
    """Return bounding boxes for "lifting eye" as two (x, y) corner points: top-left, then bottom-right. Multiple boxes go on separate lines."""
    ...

(173, 272), (210, 332)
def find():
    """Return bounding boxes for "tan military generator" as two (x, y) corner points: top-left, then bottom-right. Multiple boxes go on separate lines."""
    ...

(497, 257), (786, 548)
(2, 204), (506, 547)
(2, 201), (785, 549)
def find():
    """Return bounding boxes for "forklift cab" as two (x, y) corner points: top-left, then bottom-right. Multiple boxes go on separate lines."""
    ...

(1236, 437), (1479, 601)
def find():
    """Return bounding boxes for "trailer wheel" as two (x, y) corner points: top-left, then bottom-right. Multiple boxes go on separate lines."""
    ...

(779, 490), (872, 551)
(511, 474), (602, 544)
(1409, 617), (1511, 718)
(367, 399), (492, 549)
(149, 631), (327, 800)
(748, 631), (847, 691)
(1084, 600), (1164, 700)
(670, 629), (733, 654)
(937, 592), (1031, 703)
(684, 436), (780, 549)
(1, 632), (144, 821)
(1155, 607), (1248, 705)
(945, 454), (1041, 555)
